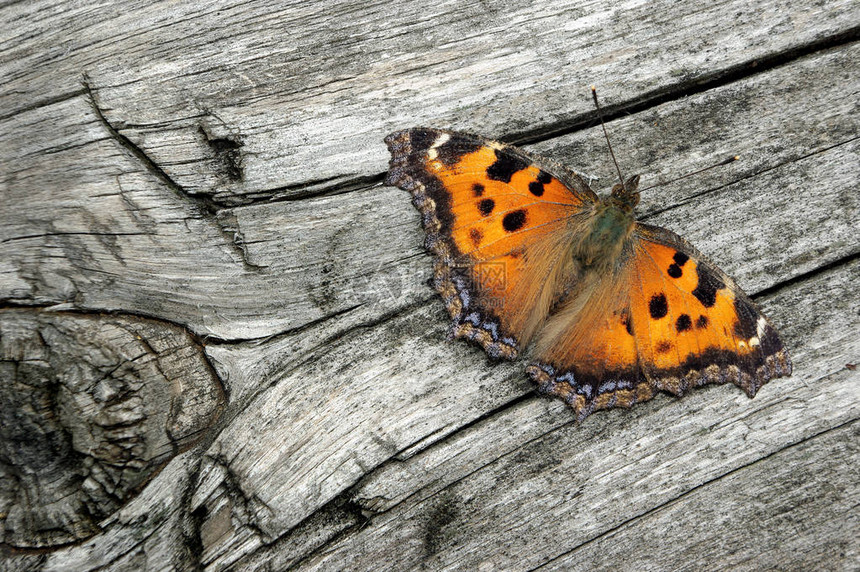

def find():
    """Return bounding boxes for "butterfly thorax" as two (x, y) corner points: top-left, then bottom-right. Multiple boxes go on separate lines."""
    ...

(575, 175), (640, 268)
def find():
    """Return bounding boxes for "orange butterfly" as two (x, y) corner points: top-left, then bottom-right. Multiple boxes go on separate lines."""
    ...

(385, 122), (791, 421)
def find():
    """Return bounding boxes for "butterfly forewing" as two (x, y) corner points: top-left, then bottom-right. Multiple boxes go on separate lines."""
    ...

(386, 128), (595, 357)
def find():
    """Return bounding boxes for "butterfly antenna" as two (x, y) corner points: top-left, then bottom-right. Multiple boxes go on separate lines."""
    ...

(639, 155), (740, 192)
(591, 86), (626, 186)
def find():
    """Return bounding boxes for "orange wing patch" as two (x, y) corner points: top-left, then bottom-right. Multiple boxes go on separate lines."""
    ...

(528, 262), (653, 420)
(385, 128), (594, 358)
(433, 140), (586, 260)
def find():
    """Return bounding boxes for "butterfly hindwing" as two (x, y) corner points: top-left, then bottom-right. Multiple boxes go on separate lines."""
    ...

(527, 249), (652, 420)
(385, 128), (597, 358)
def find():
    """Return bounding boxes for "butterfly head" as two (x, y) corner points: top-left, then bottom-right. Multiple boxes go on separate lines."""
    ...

(609, 174), (641, 212)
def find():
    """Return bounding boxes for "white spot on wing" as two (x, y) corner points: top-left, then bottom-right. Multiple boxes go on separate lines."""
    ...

(427, 132), (450, 160)
(748, 316), (767, 347)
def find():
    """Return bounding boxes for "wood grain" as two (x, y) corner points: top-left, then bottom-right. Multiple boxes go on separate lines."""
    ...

(283, 259), (860, 571)
(2, 0), (858, 201)
(0, 0), (858, 569)
(539, 420), (860, 571)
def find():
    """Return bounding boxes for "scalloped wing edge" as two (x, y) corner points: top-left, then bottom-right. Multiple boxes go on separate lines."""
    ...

(385, 129), (520, 359)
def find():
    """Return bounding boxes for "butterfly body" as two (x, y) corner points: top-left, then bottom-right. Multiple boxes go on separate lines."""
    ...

(576, 183), (638, 268)
(385, 128), (791, 420)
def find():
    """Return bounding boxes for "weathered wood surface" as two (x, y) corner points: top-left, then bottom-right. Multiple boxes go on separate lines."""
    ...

(1, 0), (858, 570)
(0, 311), (224, 549)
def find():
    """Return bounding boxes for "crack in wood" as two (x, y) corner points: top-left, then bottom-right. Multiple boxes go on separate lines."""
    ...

(198, 124), (244, 183)
(236, 25), (860, 207)
(529, 416), (860, 571)
(81, 74), (266, 272)
(182, 458), (206, 572)
(265, 174), (387, 203)
(643, 135), (860, 218)
(0, 88), (87, 122)
(201, 453), (276, 543)
(0, 231), (149, 244)
(507, 25), (860, 146)
(226, 489), (370, 571)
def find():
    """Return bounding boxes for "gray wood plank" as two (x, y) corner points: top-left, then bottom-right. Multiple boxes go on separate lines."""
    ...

(537, 421), (860, 571)
(2, 1), (857, 202)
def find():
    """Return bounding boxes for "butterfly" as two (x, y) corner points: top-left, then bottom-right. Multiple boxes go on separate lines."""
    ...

(384, 124), (792, 420)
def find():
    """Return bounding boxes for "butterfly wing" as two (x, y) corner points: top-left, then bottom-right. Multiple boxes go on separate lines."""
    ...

(529, 223), (791, 420)
(629, 223), (791, 395)
(385, 128), (598, 358)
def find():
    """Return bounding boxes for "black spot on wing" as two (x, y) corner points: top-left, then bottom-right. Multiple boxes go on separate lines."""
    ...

(478, 198), (495, 217)
(757, 324), (785, 356)
(649, 293), (668, 319)
(407, 129), (438, 155)
(622, 312), (633, 336)
(434, 137), (483, 166)
(668, 251), (690, 278)
(656, 340), (673, 353)
(472, 183), (485, 197)
(469, 228), (482, 247)
(692, 264), (725, 308)
(486, 149), (530, 183)
(696, 315), (709, 329)
(502, 210), (527, 232)
(676, 314), (692, 332)
(528, 170), (552, 197)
